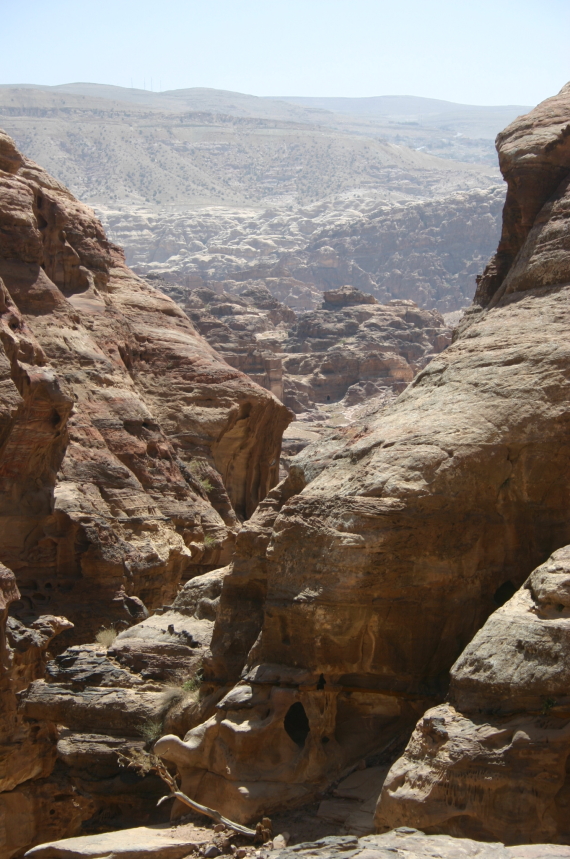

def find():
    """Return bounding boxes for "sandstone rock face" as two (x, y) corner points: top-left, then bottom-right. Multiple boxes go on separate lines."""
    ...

(158, 279), (295, 403)
(13, 563), (229, 845)
(0, 128), (290, 645)
(474, 81), (570, 309)
(0, 564), (83, 859)
(375, 545), (570, 844)
(156, 86), (570, 826)
(156, 280), (451, 414)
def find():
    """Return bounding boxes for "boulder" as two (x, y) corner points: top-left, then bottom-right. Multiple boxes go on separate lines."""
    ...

(375, 545), (570, 844)
(27, 828), (570, 859)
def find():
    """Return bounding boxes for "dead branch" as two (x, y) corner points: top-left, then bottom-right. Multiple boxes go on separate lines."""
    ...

(117, 748), (258, 838)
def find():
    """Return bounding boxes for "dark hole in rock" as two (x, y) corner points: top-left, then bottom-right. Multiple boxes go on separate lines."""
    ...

(321, 736), (330, 744)
(284, 701), (310, 748)
(317, 673), (326, 690)
(494, 580), (517, 606)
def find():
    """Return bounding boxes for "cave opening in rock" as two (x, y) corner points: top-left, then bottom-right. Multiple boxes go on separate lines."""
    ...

(284, 701), (310, 747)
(494, 580), (517, 606)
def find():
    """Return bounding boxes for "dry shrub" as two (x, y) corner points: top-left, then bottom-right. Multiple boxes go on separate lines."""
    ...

(95, 626), (117, 648)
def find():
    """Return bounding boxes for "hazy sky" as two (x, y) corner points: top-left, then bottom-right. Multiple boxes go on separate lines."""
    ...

(2, 0), (569, 106)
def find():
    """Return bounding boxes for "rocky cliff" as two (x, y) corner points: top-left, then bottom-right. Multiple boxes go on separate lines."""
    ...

(375, 546), (570, 844)
(155, 83), (570, 836)
(0, 566), (80, 858)
(0, 128), (292, 856)
(371, 90), (570, 844)
(0, 128), (290, 650)
(156, 280), (451, 413)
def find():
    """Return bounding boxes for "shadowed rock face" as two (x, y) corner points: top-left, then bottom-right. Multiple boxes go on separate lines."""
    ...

(0, 129), (290, 646)
(0, 565), (81, 859)
(156, 84), (570, 824)
(375, 545), (570, 845)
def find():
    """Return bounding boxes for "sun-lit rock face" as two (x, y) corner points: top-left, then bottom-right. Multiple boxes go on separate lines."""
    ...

(0, 128), (290, 645)
(156, 84), (570, 824)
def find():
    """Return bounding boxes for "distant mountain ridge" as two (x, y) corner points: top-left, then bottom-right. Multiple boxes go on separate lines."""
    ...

(0, 83), (531, 146)
(0, 81), (508, 314)
(278, 93), (530, 118)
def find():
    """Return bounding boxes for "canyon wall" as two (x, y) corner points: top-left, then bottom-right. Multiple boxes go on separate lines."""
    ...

(0, 566), (81, 858)
(375, 83), (570, 845)
(0, 128), (290, 647)
(375, 545), (570, 844)
(156, 84), (570, 833)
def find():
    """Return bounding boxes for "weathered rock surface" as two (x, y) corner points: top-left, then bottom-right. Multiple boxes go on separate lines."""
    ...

(0, 564), (85, 859)
(155, 85), (570, 826)
(474, 81), (570, 310)
(12, 565), (228, 848)
(375, 545), (570, 844)
(157, 280), (451, 413)
(25, 828), (570, 859)
(99, 186), (503, 315)
(0, 127), (290, 646)
(25, 822), (211, 859)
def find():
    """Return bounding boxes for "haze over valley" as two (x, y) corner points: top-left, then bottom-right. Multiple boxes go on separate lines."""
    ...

(0, 82), (520, 314)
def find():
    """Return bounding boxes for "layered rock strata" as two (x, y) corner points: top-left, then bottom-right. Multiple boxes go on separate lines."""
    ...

(0, 128), (290, 645)
(0, 564), (82, 859)
(155, 85), (570, 826)
(156, 280), (451, 413)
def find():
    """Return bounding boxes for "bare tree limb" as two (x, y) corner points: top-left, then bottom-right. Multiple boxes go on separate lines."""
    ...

(169, 790), (257, 837)
(117, 748), (258, 838)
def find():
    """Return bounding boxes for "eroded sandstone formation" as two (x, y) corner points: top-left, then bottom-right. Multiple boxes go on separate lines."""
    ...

(0, 564), (81, 859)
(375, 546), (570, 844)
(155, 279), (451, 413)
(12, 567), (226, 849)
(155, 84), (570, 827)
(0, 128), (290, 646)
(98, 185), (503, 314)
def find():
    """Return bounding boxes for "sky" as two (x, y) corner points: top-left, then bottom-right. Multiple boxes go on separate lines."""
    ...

(2, 0), (569, 106)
